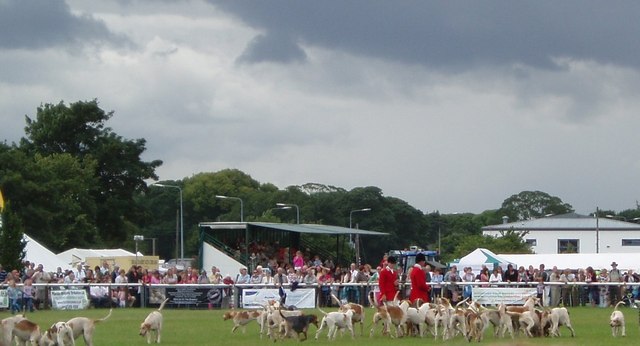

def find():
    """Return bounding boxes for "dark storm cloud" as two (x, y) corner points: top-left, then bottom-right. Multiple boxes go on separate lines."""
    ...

(0, 0), (128, 50)
(208, 1), (640, 69)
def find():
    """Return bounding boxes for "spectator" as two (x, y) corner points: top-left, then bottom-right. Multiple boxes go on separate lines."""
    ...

(549, 266), (562, 307)
(198, 270), (210, 284)
(318, 267), (334, 307)
(22, 278), (35, 312)
(6, 279), (22, 314)
(503, 264), (518, 283)
(462, 267), (475, 300)
(90, 276), (111, 308)
(262, 268), (274, 284)
(489, 268), (502, 287)
(444, 265), (460, 303)
(609, 262), (623, 306)
(0, 264), (7, 283)
(292, 251), (305, 271)
(585, 266), (598, 307)
(431, 268), (443, 301)
(598, 268), (609, 308)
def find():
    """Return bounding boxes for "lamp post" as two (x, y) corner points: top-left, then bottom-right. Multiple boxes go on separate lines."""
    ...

(216, 195), (244, 222)
(134, 235), (144, 265)
(150, 183), (184, 260)
(349, 208), (371, 265)
(276, 203), (299, 224)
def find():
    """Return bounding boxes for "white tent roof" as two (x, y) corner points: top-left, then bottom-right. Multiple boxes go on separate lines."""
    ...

(498, 253), (640, 273)
(57, 248), (136, 266)
(23, 234), (69, 271)
(452, 248), (514, 273)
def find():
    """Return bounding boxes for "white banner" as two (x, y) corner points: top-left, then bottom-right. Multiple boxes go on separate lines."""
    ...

(50, 289), (90, 310)
(242, 288), (315, 309)
(0, 289), (7, 308)
(472, 287), (537, 305)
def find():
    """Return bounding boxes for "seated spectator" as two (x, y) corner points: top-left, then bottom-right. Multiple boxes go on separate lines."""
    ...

(90, 276), (112, 308)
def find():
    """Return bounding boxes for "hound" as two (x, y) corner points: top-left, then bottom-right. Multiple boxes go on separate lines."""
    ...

(610, 301), (626, 337)
(139, 298), (169, 344)
(315, 308), (355, 340)
(65, 308), (112, 346)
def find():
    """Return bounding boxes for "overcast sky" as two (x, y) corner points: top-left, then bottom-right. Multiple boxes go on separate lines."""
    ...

(1, 0), (639, 216)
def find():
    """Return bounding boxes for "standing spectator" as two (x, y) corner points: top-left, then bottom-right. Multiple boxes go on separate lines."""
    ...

(549, 266), (562, 307)
(22, 278), (35, 312)
(302, 268), (317, 285)
(0, 265), (7, 283)
(74, 263), (86, 282)
(560, 268), (576, 306)
(292, 251), (305, 271)
(114, 269), (129, 308)
(444, 265), (460, 303)
(409, 253), (430, 304)
(198, 270), (210, 284)
(378, 256), (399, 305)
(598, 269), (609, 308)
(489, 268), (502, 287)
(585, 266), (598, 307)
(503, 264), (518, 283)
(312, 255), (323, 268)
(462, 267), (475, 300)
(609, 262), (623, 306)
(479, 267), (489, 288)
(126, 266), (141, 307)
(318, 267), (334, 307)
(262, 268), (274, 284)
(6, 279), (22, 314)
(431, 268), (443, 301)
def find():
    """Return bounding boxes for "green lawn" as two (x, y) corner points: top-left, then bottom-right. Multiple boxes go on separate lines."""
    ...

(3, 306), (639, 345)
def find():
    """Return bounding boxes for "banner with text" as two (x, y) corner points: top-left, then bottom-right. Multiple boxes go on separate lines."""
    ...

(147, 286), (210, 308)
(50, 289), (90, 310)
(472, 287), (537, 305)
(242, 288), (315, 309)
(0, 289), (7, 308)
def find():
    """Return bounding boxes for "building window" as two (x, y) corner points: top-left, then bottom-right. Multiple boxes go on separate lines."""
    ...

(558, 239), (579, 253)
(526, 239), (537, 246)
(622, 239), (640, 246)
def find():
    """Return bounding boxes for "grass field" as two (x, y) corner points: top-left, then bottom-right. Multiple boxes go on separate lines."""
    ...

(3, 305), (640, 345)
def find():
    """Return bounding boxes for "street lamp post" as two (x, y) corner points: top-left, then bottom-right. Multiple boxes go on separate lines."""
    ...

(349, 208), (371, 265)
(150, 183), (184, 260)
(276, 203), (299, 224)
(215, 195), (244, 222)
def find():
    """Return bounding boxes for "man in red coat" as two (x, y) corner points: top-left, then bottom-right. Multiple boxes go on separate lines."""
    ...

(378, 256), (399, 304)
(409, 253), (430, 304)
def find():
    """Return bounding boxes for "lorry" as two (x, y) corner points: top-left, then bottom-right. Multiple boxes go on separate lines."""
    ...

(388, 246), (444, 281)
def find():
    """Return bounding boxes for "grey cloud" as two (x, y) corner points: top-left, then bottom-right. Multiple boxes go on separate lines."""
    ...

(237, 32), (307, 64)
(0, 0), (129, 50)
(208, 1), (640, 69)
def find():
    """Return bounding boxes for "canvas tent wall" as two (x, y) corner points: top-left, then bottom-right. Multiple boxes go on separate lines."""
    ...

(451, 248), (514, 275)
(23, 234), (69, 271)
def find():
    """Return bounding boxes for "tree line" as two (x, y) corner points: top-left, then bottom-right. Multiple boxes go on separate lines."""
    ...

(1, 100), (638, 270)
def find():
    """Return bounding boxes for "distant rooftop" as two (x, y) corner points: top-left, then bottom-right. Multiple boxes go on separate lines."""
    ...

(483, 213), (640, 231)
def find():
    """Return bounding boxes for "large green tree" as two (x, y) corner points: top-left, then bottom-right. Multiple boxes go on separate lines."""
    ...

(500, 190), (573, 221)
(19, 100), (162, 247)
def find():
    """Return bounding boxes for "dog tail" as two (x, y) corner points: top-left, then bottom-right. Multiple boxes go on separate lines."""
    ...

(330, 293), (342, 307)
(95, 308), (113, 324)
(158, 298), (170, 312)
(317, 308), (329, 316)
(614, 300), (625, 311)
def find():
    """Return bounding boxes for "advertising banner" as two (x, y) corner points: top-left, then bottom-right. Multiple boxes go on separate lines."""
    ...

(50, 289), (90, 310)
(472, 287), (537, 305)
(242, 288), (315, 309)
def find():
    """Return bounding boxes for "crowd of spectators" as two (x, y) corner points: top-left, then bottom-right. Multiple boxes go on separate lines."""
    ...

(2, 246), (638, 312)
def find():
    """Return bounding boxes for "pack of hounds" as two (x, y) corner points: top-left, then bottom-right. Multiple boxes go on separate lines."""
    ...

(0, 298), (169, 345)
(1, 293), (634, 344)
(224, 291), (639, 342)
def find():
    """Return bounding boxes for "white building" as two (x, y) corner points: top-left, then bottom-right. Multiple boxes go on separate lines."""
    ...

(482, 213), (640, 254)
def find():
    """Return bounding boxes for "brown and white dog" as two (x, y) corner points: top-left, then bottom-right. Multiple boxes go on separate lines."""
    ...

(330, 293), (365, 336)
(40, 321), (75, 346)
(139, 298), (169, 344)
(2, 314), (27, 345)
(222, 309), (266, 334)
(10, 318), (41, 346)
(64, 308), (112, 346)
(315, 308), (355, 340)
(610, 301), (626, 337)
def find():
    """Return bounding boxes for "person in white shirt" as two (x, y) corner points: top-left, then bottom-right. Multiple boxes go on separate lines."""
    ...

(74, 263), (86, 281)
(489, 268), (503, 287)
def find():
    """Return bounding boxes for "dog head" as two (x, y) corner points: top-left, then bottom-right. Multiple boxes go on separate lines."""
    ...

(222, 310), (237, 321)
(139, 322), (151, 337)
(306, 314), (319, 328)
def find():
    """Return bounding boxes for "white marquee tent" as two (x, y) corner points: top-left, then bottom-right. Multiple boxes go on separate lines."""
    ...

(451, 248), (515, 274)
(23, 234), (69, 271)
